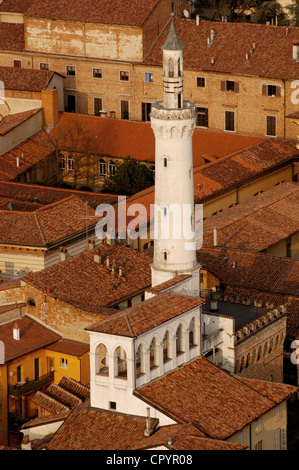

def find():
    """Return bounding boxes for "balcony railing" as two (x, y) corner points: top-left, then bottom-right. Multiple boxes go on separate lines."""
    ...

(8, 371), (54, 397)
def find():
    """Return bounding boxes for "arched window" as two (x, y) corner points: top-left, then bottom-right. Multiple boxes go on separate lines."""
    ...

(108, 160), (116, 175)
(168, 58), (174, 77)
(252, 349), (256, 364)
(150, 337), (159, 370)
(114, 346), (127, 378)
(268, 338), (274, 355)
(239, 356), (244, 373)
(97, 343), (109, 376)
(189, 318), (197, 347)
(176, 324), (185, 355)
(136, 344), (145, 377)
(178, 58), (181, 77)
(99, 159), (106, 177)
(245, 353), (250, 369)
(163, 331), (171, 363)
(257, 346), (262, 361)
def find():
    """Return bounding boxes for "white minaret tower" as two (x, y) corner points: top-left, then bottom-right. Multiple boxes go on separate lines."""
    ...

(150, 16), (200, 291)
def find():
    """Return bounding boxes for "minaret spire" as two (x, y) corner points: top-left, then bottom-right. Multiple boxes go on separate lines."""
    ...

(150, 18), (200, 292)
(161, 14), (184, 109)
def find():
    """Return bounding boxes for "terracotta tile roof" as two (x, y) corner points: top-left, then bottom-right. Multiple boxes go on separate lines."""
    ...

(203, 182), (299, 251)
(146, 274), (192, 294)
(194, 138), (298, 201)
(0, 66), (63, 92)
(45, 338), (89, 357)
(24, 0), (161, 27)
(20, 411), (70, 430)
(23, 244), (153, 312)
(145, 18), (299, 80)
(32, 391), (70, 414)
(0, 129), (56, 180)
(0, 22), (25, 52)
(0, 108), (42, 136)
(44, 383), (83, 408)
(86, 292), (205, 337)
(57, 376), (90, 401)
(46, 405), (244, 450)
(0, 181), (118, 209)
(50, 112), (264, 167)
(197, 247), (299, 298)
(47, 406), (158, 450)
(0, 315), (61, 362)
(0, 195), (98, 246)
(134, 358), (298, 440)
(132, 423), (246, 450)
(0, 0), (34, 13)
(127, 138), (297, 216)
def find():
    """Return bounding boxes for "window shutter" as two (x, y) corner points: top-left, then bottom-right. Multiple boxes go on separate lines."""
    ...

(234, 82), (239, 93)
(262, 85), (267, 95)
(221, 80), (226, 91)
(276, 86), (281, 98)
(275, 429), (281, 450)
(281, 426), (287, 450)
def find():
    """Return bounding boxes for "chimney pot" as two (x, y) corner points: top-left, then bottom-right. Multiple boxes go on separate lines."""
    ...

(13, 323), (20, 341)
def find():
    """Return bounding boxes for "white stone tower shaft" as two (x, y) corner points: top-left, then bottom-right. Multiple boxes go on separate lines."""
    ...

(150, 18), (198, 288)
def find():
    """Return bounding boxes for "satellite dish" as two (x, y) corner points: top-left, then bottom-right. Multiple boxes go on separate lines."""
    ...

(183, 9), (189, 18)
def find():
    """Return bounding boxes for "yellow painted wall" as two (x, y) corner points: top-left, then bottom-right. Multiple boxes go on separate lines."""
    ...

(44, 348), (90, 385)
(229, 402), (288, 450)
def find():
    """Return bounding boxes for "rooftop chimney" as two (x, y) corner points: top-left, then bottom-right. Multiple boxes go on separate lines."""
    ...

(213, 227), (218, 246)
(106, 256), (110, 268)
(196, 15), (200, 26)
(41, 88), (59, 127)
(293, 42), (299, 60)
(88, 239), (95, 250)
(59, 247), (68, 261)
(144, 408), (152, 437)
(94, 249), (101, 263)
(119, 266), (123, 277)
(16, 156), (20, 167)
(13, 323), (20, 341)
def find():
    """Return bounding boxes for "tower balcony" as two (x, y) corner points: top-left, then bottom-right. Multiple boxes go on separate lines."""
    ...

(150, 100), (196, 121)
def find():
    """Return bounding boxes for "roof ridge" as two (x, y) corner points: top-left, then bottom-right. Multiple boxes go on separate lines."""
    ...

(205, 182), (299, 234)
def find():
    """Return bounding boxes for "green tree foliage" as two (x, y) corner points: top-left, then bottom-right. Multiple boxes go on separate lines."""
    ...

(102, 156), (154, 196)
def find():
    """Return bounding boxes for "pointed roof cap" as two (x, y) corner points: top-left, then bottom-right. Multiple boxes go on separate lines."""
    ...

(161, 15), (184, 51)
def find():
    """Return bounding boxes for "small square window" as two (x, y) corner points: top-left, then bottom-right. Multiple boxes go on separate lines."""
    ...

(60, 358), (68, 369)
(226, 80), (235, 91)
(197, 77), (205, 87)
(120, 71), (129, 81)
(40, 63), (49, 70)
(93, 68), (102, 79)
(109, 401), (117, 410)
(267, 85), (277, 96)
(66, 66), (76, 76)
(145, 72), (154, 83)
(13, 60), (21, 68)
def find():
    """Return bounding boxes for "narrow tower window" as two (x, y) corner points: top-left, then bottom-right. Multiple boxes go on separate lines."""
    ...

(164, 157), (167, 167)
(169, 58), (174, 78)
(178, 58), (181, 77)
